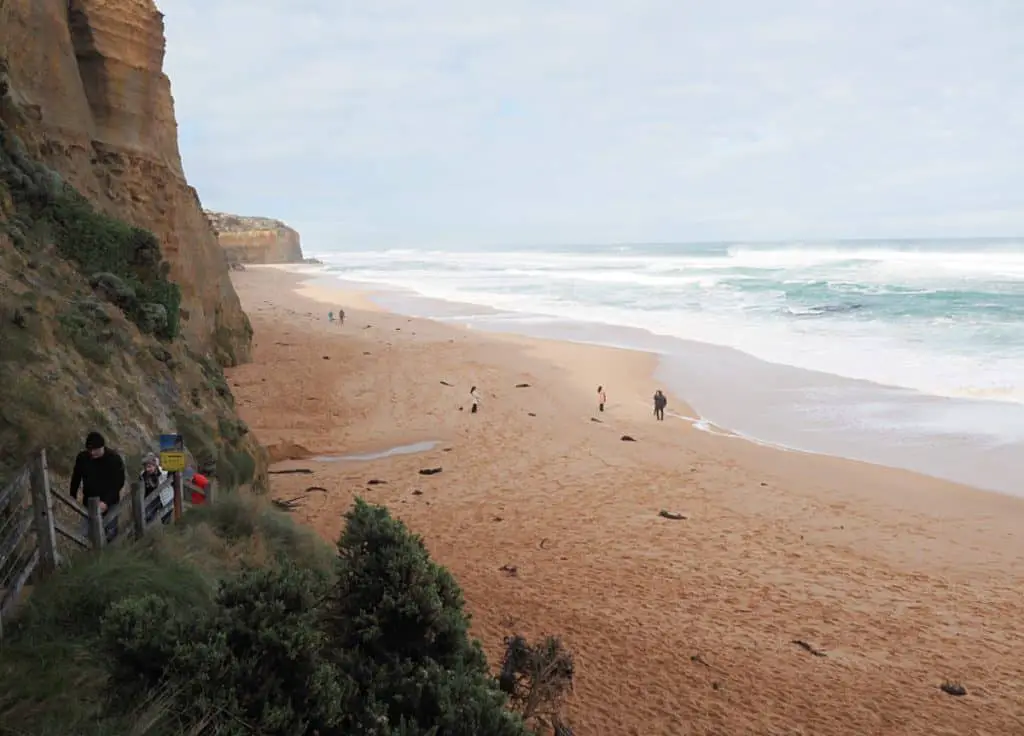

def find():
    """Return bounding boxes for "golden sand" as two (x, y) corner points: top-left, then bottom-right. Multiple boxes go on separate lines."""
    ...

(227, 266), (1024, 735)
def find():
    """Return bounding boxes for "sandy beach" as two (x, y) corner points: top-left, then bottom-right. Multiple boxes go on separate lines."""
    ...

(227, 266), (1024, 735)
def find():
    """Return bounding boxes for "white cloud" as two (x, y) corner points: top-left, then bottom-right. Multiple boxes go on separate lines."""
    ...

(161, 0), (1024, 248)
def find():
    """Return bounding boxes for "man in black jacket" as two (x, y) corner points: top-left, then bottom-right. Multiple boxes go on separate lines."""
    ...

(70, 431), (126, 541)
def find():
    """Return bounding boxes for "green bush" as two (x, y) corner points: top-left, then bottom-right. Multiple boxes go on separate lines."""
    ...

(324, 499), (528, 735)
(93, 499), (529, 736)
(103, 564), (356, 735)
(58, 305), (114, 365)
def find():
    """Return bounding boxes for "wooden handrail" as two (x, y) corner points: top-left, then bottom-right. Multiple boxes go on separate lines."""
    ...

(0, 465), (29, 515)
(0, 509), (33, 570)
(53, 520), (89, 550)
(53, 492), (89, 519)
(1, 443), (219, 635)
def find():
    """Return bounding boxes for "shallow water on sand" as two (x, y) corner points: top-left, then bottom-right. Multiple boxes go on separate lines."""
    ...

(311, 440), (439, 462)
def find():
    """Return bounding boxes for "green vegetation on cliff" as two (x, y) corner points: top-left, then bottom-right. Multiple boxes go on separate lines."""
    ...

(0, 122), (264, 486)
(0, 495), (571, 736)
(0, 126), (180, 341)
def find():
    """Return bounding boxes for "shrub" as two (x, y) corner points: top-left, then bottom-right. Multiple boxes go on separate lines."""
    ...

(58, 306), (114, 365)
(500, 635), (575, 729)
(103, 564), (356, 735)
(91, 498), (529, 735)
(326, 499), (528, 735)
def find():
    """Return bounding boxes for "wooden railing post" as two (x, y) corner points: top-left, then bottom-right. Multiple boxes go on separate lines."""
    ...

(86, 497), (106, 549)
(172, 472), (183, 522)
(28, 449), (59, 573)
(129, 481), (146, 540)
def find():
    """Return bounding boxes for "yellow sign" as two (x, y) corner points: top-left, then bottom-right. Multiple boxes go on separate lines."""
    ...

(160, 451), (185, 472)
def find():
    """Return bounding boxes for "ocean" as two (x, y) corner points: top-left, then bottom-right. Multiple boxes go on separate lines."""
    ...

(309, 239), (1024, 494)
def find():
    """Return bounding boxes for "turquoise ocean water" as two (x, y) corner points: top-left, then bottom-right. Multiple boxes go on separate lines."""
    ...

(312, 239), (1024, 493)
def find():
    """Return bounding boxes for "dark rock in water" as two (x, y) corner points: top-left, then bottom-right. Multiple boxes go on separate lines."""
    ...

(366, 479), (387, 485)
(443, 448), (453, 452)
(412, 489), (423, 496)
(940, 682), (967, 696)
(590, 417), (602, 423)
(515, 383), (531, 388)
(322, 355), (330, 360)
(419, 467), (443, 476)
(440, 380), (453, 386)
(620, 435), (637, 442)
(659, 510), (687, 520)
(363, 351), (371, 355)
(527, 412), (537, 417)
(499, 564), (518, 577)
(269, 468), (313, 475)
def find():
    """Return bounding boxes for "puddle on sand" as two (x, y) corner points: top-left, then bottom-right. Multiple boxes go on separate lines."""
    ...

(311, 441), (439, 462)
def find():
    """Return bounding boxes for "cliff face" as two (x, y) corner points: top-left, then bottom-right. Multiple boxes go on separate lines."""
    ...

(0, 0), (267, 487)
(206, 211), (305, 264)
(0, 0), (251, 364)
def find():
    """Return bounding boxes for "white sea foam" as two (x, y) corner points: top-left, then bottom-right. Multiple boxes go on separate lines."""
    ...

(313, 240), (1024, 405)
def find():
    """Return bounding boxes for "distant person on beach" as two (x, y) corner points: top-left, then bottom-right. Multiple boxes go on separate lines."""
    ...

(653, 390), (667, 421)
(470, 386), (481, 414)
(328, 311), (334, 322)
(70, 431), (125, 541)
(338, 308), (345, 325)
(597, 385), (607, 412)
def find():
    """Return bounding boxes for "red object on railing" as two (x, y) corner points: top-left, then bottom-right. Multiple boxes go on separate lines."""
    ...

(191, 472), (209, 505)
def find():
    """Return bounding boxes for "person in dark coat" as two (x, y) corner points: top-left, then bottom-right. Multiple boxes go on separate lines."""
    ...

(653, 390), (668, 421)
(69, 431), (126, 541)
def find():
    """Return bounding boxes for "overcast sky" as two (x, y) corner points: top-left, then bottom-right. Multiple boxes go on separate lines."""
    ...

(162, 1), (1023, 250)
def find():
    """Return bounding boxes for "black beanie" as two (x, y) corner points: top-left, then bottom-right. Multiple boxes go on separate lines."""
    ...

(85, 431), (105, 450)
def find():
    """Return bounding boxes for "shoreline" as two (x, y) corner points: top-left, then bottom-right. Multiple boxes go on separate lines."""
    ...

(294, 264), (1022, 496)
(227, 266), (1024, 735)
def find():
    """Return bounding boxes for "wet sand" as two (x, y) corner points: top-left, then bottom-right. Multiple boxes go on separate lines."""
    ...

(227, 266), (1024, 736)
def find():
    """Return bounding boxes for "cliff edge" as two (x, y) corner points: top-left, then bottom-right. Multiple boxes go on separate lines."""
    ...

(0, 0), (266, 486)
(206, 210), (305, 264)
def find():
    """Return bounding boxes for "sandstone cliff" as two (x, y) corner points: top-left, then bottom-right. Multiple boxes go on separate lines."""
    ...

(0, 0), (251, 364)
(206, 210), (305, 264)
(0, 0), (266, 487)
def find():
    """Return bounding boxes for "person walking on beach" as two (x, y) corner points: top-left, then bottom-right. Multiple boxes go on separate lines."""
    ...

(470, 386), (481, 414)
(70, 431), (126, 540)
(597, 385), (607, 412)
(653, 390), (667, 421)
(338, 308), (345, 325)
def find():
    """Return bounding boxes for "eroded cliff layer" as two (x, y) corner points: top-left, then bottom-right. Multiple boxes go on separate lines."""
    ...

(206, 210), (304, 264)
(0, 0), (251, 364)
(0, 0), (267, 485)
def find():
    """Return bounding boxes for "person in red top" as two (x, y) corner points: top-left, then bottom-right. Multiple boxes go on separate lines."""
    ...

(190, 472), (209, 505)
